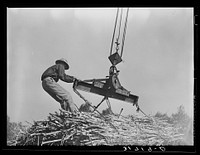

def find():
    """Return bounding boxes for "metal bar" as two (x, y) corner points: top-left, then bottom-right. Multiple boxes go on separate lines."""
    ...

(106, 98), (111, 109)
(83, 78), (108, 83)
(118, 108), (123, 118)
(73, 86), (89, 103)
(92, 96), (107, 112)
(73, 79), (139, 108)
(105, 98), (113, 114)
(73, 86), (119, 133)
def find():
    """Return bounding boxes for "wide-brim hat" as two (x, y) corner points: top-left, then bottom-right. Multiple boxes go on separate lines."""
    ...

(55, 58), (69, 69)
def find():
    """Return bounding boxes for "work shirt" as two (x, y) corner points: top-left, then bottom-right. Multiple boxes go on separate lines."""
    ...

(41, 64), (74, 83)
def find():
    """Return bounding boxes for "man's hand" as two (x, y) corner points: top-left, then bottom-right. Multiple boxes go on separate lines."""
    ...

(73, 77), (81, 82)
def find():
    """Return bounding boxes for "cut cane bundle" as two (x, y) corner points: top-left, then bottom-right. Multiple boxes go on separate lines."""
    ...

(9, 109), (185, 146)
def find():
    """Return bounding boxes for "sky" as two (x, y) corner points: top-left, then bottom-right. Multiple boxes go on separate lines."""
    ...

(7, 8), (194, 123)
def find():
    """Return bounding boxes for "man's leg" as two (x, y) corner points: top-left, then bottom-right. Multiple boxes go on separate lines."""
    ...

(42, 77), (78, 113)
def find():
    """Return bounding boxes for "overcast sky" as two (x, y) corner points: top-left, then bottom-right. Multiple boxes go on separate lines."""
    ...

(7, 8), (193, 123)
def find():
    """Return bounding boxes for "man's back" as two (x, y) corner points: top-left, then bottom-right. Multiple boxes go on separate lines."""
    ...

(41, 65), (59, 82)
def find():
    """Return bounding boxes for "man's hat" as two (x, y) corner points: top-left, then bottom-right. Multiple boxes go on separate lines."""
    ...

(55, 58), (69, 69)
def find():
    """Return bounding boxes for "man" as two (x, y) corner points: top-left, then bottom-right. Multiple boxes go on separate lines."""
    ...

(41, 58), (78, 114)
(108, 65), (122, 90)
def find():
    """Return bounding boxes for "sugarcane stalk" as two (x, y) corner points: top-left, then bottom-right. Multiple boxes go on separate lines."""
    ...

(15, 109), (185, 146)
(41, 138), (63, 145)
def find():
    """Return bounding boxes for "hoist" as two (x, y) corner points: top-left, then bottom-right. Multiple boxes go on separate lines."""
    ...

(73, 8), (139, 113)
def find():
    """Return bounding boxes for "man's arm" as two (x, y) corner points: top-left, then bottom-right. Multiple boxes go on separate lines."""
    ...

(57, 64), (75, 83)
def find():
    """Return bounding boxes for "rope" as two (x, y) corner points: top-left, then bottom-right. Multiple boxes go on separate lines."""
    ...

(116, 8), (123, 43)
(120, 8), (129, 58)
(110, 8), (119, 56)
(109, 8), (129, 59)
(114, 8), (123, 53)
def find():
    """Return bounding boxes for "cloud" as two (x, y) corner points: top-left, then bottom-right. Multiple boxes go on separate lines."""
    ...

(49, 9), (75, 22)
(73, 8), (151, 36)
(129, 8), (151, 25)
(74, 8), (115, 22)
(73, 8), (115, 35)
(8, 8), (49, 28)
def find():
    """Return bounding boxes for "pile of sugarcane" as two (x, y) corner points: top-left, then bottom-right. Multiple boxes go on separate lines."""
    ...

(9, 109), (185, 146)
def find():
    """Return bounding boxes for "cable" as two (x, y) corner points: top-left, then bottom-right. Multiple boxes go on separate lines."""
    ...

(109, 8), (129, 59)
(120, 8), (129, 58)
(116, 8), (123, 43)
(110, 8), (119, 56)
